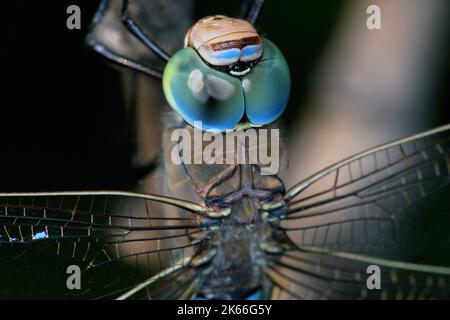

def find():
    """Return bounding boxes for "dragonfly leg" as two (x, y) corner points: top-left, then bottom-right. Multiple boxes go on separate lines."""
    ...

(86, 0), (163, 79)
(121, 0), (171, 62)
(86, 39), (163, 79)
(243, 0), (265, 25)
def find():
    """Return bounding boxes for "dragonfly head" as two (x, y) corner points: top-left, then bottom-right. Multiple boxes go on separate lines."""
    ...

(163, 15), (291, 132)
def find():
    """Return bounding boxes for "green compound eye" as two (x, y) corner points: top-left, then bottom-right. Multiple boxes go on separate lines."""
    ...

(162, 38), (290, 132)
(242, 38), (291, 126)
(163, 48), (244, 132)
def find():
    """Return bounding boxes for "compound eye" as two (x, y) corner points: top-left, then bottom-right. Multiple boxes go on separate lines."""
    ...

(242, 38), (290, 126)
(163, 48), (244, 132)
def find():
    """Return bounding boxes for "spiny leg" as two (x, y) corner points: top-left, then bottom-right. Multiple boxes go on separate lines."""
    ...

(86, 0), (163, 175)
(85, 42), (162, 175)
(244, 0), (265, 25)
(121, 0), (171, 62)
(86, 40), (163, 79)
(86, 0), (163, 79)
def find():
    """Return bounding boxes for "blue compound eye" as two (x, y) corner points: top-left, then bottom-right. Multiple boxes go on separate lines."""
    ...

(163, 36), (290, 132)
(241, 38), (291, 126)
(163, 47), (244, 132)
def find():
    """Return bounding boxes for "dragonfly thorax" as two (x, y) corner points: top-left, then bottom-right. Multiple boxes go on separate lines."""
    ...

(198, 196), (287, 299)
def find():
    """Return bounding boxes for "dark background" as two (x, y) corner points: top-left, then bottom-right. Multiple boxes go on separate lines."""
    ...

(1, 0), (449, 192)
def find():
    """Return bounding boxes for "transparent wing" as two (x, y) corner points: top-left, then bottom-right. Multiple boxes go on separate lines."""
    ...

(0, 191), (211, 299)
(86, 0), (192, 69)
(272, 124), (450, 299)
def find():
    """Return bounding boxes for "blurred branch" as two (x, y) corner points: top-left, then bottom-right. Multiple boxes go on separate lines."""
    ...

(288, 0), (449, 186)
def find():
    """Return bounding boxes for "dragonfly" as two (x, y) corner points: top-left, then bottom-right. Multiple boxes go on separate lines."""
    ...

(1, 0), (450, 300)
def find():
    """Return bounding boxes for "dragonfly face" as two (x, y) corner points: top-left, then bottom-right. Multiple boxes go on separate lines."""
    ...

(1, 0), (450, 300)
(163, 15), (291, 132)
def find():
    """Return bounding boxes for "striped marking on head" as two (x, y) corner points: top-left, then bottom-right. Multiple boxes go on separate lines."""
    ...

(185, 15), (263, 67)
